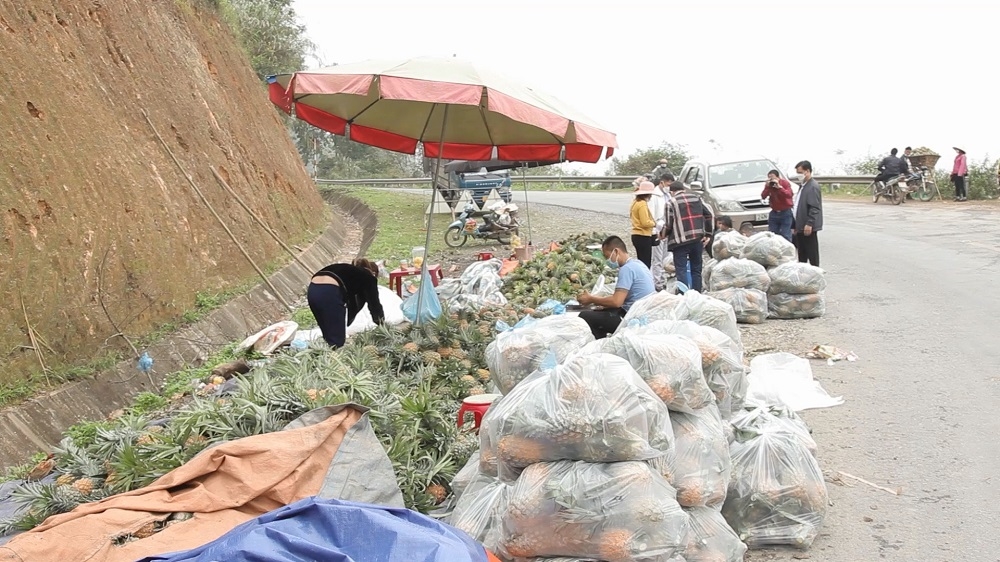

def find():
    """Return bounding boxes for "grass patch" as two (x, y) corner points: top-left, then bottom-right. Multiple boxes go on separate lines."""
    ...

(291, 308), (317, 329)
(328, 187), (432, 263)
(0, 452), (49, 483)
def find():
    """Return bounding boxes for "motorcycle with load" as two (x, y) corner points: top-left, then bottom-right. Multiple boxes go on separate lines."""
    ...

(444, 201), (519, 247)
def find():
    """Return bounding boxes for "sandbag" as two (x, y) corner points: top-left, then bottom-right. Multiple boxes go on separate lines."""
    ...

(741, 231), (797, 267)
(708, 258), (770, 292)
(480, 353), (675, 481)
(682, 507), (748, 562)
(768, 292), (826, 319)
(670, 405), (731, 509)
(501, 461), (690, 561)
(711, 231), (747, 260)
(622, 320), (748, 419)
(708, 288), (768, 325)
(577, 332), (714, 413)
(486, 314), (595, 394)
(767, 262), (827, 295)
(722, 424), (828, 549)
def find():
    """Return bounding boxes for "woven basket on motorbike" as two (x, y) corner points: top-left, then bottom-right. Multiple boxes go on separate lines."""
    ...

(909, 154), (940, 170)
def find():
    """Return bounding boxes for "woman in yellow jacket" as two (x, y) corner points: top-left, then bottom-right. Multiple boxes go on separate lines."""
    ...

(630, 181), (657, 268)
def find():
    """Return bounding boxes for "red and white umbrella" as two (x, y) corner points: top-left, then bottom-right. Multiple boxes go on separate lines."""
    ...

(267, 57), (617, 163)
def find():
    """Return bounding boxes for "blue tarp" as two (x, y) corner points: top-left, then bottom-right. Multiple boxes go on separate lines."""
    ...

(138, 497), (492, 562)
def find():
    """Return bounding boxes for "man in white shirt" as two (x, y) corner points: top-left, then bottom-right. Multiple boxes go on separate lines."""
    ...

(651, 173), (673, 290)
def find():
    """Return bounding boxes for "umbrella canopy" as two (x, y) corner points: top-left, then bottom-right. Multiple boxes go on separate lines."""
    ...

(267, 57), (617, 163)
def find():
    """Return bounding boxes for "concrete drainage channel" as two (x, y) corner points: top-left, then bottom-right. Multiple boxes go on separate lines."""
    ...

(0, 190), (377, 467)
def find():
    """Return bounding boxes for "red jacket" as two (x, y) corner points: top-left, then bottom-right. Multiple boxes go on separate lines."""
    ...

(761, 178), (794, 211)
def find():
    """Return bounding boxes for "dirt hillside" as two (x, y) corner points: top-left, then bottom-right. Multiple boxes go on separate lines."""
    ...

(0, 0), (329, 382)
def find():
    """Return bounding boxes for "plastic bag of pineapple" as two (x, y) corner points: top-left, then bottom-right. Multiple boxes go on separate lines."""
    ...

(448, 469), (510, 555)
(623, 319), (748, 419)
(767, 292), (825, 319)
(702, 257), (716, 291)
(708, 288), (768, 325)
(712, 231), (748, 260)
(708, 258), (771, 293)
(576, 332), (714, 413)
(721, 423), (828, 549)
(675, 291), (741, 347)
(615, 291), (686, 334)
(740, 231), (797, 268)
(485, 314), (595, 394)
(480, 353), (676, 482)
(767, 262), (827, 295)
(500, 460), (690, 561)
(670, 404), (731, 509)
(449, 451), (482, 503)
(682, 507), (748, 562)
(730, 403), (817, 457)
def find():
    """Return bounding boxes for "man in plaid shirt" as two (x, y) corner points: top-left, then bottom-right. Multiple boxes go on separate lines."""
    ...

(662, 181), (715, 292)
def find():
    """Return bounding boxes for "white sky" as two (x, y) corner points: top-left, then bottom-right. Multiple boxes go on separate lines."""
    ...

(292, 0), (997, 174)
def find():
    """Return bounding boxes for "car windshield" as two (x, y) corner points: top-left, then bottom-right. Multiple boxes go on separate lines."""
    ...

(708, 160), (774, 187)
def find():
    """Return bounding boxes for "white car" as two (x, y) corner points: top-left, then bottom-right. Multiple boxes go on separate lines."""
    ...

(677, 156), (798, 235)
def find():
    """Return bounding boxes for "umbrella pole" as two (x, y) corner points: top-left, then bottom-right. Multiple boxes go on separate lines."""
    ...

(521, 168), (532, 246)
(415, 105), (450, 326)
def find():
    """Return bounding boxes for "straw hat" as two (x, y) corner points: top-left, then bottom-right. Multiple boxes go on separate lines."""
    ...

(634, 181), (656, 195)
(952, 145), (966, 153)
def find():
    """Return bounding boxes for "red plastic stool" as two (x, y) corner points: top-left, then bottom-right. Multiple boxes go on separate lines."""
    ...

(478, 251), (493, 261)
(457, 393), (501, 431)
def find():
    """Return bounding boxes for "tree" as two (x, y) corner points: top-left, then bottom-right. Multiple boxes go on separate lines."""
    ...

(605, 142), (690, 178)
(227, 0), (314, 79)
(845, 154), (881, 175)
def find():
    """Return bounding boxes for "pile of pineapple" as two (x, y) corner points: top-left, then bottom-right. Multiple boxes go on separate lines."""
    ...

(502, 232), (616, 308)
(0, 306), (522, 534)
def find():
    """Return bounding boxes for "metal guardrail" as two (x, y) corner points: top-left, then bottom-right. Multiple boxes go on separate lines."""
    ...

(314, 175), (876, 186)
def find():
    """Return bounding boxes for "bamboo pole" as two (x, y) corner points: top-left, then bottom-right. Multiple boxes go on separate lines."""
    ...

(141, 109), (293, 313)
(209, 166), (313, 275)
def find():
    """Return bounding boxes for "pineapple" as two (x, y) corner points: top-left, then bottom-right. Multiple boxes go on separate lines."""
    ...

(468, 385), (485, 396)
(598, 529), (636, 562)
(677, 478), (707, 506)
(55, 473), (75, 487)
(504, 529), (552, 558)
(306, 388), (319, 401)
(459, 359), (473, 370)
(607, 462), (654, 484)
(633, 497), (670, 523)
(72, 477), (95, 496)
(450, 348), (469, 361)
(184, 435), (207, 448)
(476, 368), (491, 382)
(548, 408), (594, 445)
(460, 375), (476, 385)
(136, 434), (155, 446)
(132, 521), (158, 539)
(497, 435), (545, 466)
(402, 342), (420, 354)
(420, 351), (442, 365)
(506, 492), (547, 523)
(437, 347), (453, 360)
(425, 483), (447, 505)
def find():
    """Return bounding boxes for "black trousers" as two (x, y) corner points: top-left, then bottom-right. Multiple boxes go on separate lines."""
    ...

(579, 308), (625, 339)
(307, 282), (347, 348)
(793, 232), (820, 267)
(631, 234), (653, 268)
(953, 175), (967, 198)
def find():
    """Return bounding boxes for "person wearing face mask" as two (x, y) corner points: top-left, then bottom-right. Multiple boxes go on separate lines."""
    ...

(576, 235), (655, 339)
(791, 160), (823, 266)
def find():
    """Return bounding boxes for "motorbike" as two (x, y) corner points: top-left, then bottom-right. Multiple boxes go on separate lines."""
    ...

(870, 173), (906, 205)
(903, 165), (940, 201)
(444, 201), (520, 247)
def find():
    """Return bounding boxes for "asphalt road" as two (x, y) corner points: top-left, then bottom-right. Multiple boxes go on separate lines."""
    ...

(512, 191), (1000, 561)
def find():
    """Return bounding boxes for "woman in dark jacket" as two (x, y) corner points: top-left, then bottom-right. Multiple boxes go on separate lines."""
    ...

(307, 258), (385, 348)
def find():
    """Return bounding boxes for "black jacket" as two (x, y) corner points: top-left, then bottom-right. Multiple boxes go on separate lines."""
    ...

(878, 155), (906, 175)
(313, 264), (385, 326)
